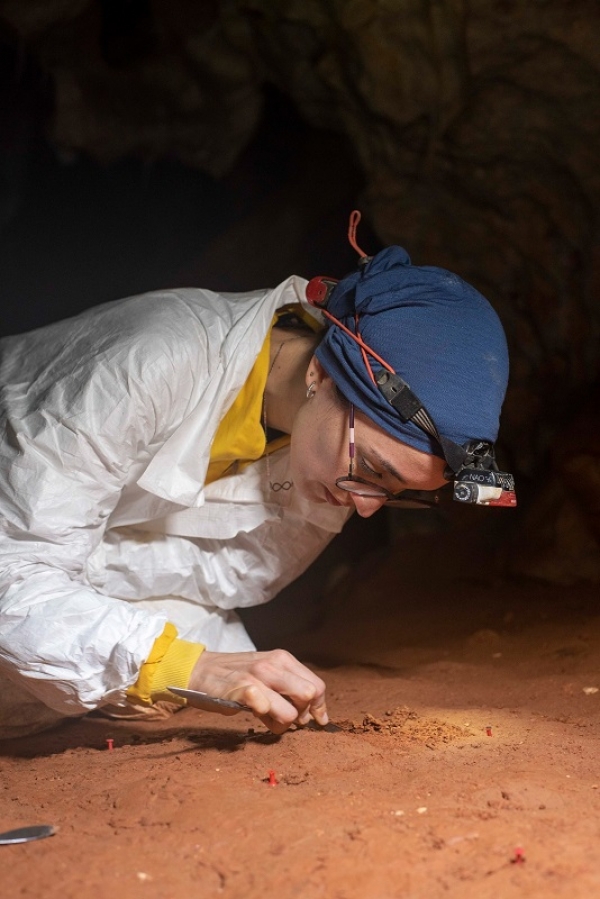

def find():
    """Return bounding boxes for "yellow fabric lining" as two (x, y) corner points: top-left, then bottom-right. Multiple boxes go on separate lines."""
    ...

(204, 325), (272, 485)
(205, 303), (321, 484)
(126, 623), (205, 706)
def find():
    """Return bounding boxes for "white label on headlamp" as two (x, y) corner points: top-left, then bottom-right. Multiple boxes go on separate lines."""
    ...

(473, 485), (503, 504)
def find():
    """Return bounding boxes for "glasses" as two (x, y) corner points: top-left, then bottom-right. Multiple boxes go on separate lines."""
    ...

(335, 404), (443, 509)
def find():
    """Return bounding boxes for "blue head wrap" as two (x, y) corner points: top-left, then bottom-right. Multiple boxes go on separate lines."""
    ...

(314, 246), (509, 458)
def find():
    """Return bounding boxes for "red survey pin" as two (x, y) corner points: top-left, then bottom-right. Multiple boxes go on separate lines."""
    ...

(511, 846), (525, 864)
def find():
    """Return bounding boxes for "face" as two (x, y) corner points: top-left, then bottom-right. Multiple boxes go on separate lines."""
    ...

(289, 358), (449, 518)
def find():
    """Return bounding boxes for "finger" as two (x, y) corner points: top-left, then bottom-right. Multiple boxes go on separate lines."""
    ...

(228, 682), (303, 731)
(309, 697), (329, 726)
(216, 706), (242, 718)
(212, 685), (284, 729)
(296, 699), (328, 727)
(227, 683), (271, 717)
(290, 683), (328, 724)
(249, 661), (324, 712)
(235, 682), (302, 733)
(255, 712), (291, 735)
(250, 661), (329, 726)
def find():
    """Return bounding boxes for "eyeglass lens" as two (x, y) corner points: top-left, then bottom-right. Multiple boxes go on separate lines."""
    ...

(340, 404), (439, 508)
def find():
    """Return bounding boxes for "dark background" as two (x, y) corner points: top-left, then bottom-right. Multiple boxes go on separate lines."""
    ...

(0, 75), (370, 337)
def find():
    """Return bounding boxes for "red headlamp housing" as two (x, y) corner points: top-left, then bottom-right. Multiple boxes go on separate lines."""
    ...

(305, 276), (339, 309)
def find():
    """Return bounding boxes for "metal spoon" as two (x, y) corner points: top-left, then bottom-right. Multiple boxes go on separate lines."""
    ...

(0, 825), (56, 845)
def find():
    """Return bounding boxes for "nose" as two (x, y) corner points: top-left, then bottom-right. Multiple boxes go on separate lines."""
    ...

(351, 493), (387, 518)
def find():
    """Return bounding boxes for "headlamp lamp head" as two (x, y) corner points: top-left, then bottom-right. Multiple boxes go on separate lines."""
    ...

(448, 441), (517, 508)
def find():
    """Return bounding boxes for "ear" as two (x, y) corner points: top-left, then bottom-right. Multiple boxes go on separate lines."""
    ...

(305, 355), (329, 390)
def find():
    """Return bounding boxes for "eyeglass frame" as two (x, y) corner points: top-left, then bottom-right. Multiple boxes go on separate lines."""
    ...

(334, 403), (444, 509)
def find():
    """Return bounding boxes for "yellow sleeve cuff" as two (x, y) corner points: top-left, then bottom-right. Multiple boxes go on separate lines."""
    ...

(127, 623), (205, 706)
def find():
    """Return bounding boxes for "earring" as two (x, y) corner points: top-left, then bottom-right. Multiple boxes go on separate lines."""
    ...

(306, 382), (317, 399)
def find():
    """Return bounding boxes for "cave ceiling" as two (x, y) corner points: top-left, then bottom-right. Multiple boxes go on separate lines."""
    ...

(1, 0), (600, 582)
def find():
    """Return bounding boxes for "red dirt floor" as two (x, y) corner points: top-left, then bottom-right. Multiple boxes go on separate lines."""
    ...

(2, 528), (599, 899)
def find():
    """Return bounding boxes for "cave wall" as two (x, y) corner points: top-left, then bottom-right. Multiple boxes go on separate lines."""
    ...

(1, 0), (600, 583)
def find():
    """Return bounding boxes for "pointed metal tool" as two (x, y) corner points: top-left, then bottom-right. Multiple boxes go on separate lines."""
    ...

(167, 687), (343, 730)
(167, 686), (252, 713)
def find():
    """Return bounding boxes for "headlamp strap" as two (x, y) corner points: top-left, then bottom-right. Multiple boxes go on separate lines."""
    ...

(375, 369), (468, 474)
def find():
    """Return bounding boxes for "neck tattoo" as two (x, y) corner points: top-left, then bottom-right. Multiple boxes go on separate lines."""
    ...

(262, 337), (301, 493)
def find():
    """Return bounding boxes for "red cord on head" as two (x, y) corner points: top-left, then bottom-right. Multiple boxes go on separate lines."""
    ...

(309, 210), (389, 384)
(355, 314), (376, 383)
(320, 307), (394, 374)
(348, 210), (369, 260)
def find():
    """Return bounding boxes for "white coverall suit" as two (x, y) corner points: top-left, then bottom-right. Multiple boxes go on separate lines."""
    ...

(0, 276), (349, 736)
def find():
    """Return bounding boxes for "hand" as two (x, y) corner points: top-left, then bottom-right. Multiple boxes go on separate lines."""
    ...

(188, 649), (328, 734)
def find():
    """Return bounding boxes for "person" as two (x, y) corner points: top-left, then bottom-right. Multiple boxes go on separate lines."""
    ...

(0, 214), (513, 738)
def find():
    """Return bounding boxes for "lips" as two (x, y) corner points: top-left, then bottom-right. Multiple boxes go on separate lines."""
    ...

(324, 487), (343, 506)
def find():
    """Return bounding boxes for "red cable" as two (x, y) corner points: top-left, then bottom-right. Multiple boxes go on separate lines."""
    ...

(355, 314), (376, 383)
(348, 209), (368, 259)
(320, 308), (394, 374)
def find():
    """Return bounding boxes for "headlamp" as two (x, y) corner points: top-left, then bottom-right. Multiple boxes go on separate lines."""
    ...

(448, 443), (516, 508)
(375, 370), (516, 508)
(305, 211), (517, 509)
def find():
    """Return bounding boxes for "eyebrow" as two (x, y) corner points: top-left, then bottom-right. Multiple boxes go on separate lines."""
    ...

(368, 447), (407, 485)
